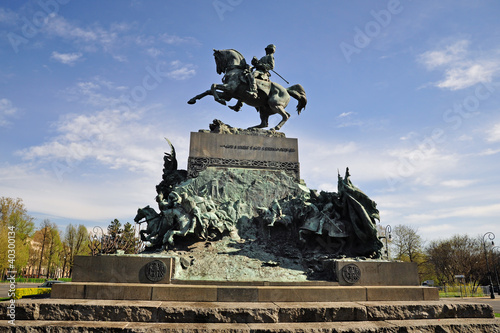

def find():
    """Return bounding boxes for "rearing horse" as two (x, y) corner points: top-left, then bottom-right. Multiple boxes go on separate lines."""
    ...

(188, 49), (307, 131)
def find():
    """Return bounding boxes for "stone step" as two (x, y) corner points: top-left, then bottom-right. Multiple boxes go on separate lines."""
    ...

(1, 318), (500, 332)
(0, 299), (493, 323)
(51, 282), (439, 302)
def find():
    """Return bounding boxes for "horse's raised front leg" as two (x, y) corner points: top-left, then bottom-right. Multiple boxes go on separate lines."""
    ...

(188, 89), (212, 104)
(139, 230), (149, 242)
(211, 83), (227, 106)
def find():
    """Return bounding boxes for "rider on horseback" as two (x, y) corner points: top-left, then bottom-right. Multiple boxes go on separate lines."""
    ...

(246, 44), (275, 97)
(229, 44), (276, 111)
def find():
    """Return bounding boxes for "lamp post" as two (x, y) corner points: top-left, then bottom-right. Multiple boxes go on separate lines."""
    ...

(492, 246), (500, 295)
(378, 225), (392, 260)
(483, 232), (495, 299)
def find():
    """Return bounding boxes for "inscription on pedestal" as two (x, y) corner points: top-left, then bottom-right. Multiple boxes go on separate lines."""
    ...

(188, 132), (300, 180)
(341, 264), (361, 284)
(145, 260), (168, 282)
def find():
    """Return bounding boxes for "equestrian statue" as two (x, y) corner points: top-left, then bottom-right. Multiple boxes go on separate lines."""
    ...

(188, 44), (307, 131)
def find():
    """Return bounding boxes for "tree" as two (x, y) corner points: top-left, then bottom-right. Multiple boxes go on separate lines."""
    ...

(33, 219), (62, 278)
(0, 197), (35, 278)
(426, 235), (485, 290)
(91, 219), (140, 255)
(45, 225), (62, 278)
(391, 224), (431, 282)
(64, 224), (90, 276)
(391, 224), (424, 262)
(34, 219), (51, 277)
(122, 222), (140, 254)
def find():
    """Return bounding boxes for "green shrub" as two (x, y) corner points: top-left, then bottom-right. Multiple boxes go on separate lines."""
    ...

(13, 288), (51, 300)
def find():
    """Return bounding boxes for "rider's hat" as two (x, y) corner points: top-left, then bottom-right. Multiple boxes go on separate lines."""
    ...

(265, 44), (276, 52)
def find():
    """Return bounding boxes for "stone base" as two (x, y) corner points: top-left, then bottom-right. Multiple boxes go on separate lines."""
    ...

(72, 256), (173, 284)
(52, 282), (439, 302)
(188, 131), (300, 180)
(2, 319), (499, 332)
(71, 256), (420, 285)
(1, 298), (498, 332)
(325, 260), (419, 286)
(62, 255), (436, 303)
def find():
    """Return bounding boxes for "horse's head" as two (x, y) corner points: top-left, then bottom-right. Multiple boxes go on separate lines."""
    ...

(213, 49), (246, 75)
(213, 49), (224, 75)
(134, 205), (158, 223)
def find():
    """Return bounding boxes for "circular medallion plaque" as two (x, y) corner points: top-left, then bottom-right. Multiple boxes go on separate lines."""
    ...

(145, 260), (167, 282)
(341, 264), (361, 284)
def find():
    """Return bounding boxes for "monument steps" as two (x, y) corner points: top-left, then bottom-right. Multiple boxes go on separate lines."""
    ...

(1, 318), (500, 332)
(1, 299), (497, 330)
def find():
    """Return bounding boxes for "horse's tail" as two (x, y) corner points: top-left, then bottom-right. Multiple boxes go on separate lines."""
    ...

(287, 84), (307, 115)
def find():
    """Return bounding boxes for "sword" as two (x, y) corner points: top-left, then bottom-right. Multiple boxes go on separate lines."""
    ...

(271, 69), (289, 84)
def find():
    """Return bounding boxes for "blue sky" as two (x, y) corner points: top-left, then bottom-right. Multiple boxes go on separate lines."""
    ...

(1, 0), (500, 243)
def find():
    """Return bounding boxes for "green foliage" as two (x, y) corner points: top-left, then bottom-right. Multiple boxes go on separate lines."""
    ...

(438, 283), (485, 298)
(99, 219), (140, 254)
(13, 287), (51, 299)
(426, 235), (485, 287)
(391, 224), (424, 262)
(390, 224), (430, 282)
(64, 224), (90, 275)
(32, 219), (62, 278)
(0, 197), (35, 277)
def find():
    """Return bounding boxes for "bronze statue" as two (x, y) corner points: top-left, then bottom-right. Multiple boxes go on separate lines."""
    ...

(188, 48), (307, 131)
(246, 44), (276, 97)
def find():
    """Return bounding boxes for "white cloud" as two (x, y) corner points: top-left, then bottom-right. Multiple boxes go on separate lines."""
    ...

(159, 33), (201, 46)
(18, 107), (164, 174)
(0, 98), (18, 126)
(419, 40), (469, 69)
(166, 61), (196, 80)
(419, 40), (500, 90)
(440, 179), (476, 188)
(0, 7), (18, 25)
(0, 162), (159, 223)
(486, 123), (500, 142)
(338, 112), (354, 118)
(61, 78), (124, 107)
(409, 203), (500, 221)
(43, 15), (128, 55)
(479, 148), (500, 156)
(458, 134), (473, 142)
(146, 47), (162, 58)
(383, 145), (460, 188)
(436, 63), (497, 90)
(45, 15), (99, 42)
(399, 132), (418, 141)
(51, 51), (83, 65)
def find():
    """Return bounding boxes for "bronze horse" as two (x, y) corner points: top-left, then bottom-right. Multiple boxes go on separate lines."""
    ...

(188, 49), (307, 130)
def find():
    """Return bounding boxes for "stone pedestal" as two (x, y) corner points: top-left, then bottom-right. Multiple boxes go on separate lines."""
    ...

(187, 132), (300, 180)
(72, 256), (174, 284)
(52, 256), (439, 302)
(324, 260), (419, 286)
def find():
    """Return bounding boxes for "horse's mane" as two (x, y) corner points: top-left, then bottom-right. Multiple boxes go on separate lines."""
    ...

(219, 49), (247, 67)
(228, 49), (245, 62)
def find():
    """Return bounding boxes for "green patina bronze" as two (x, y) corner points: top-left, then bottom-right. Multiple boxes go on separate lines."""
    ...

(134, 137), (383, 280)
(187, 46), (307, 131)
